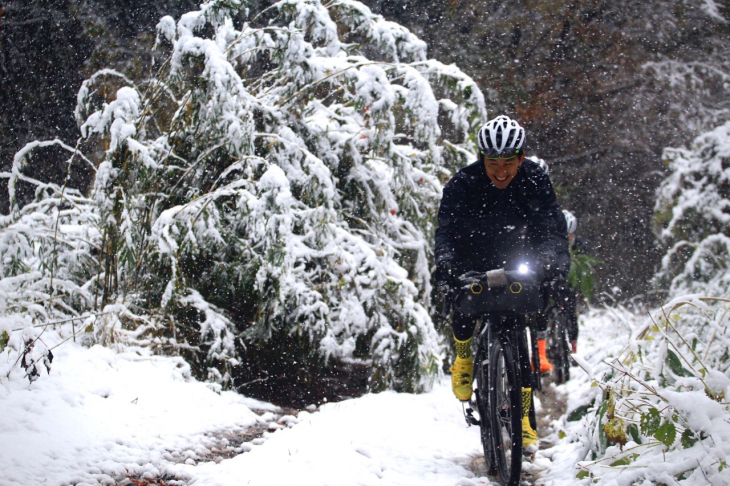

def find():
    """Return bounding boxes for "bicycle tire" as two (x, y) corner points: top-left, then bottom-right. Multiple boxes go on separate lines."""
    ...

(474, 341), (498, 476)
(488, 335), (523, 486)
(550, 312), (571, 384)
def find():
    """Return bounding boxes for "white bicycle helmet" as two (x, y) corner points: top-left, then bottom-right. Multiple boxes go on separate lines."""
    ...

(527, 156), (549, 175)
(563, 209), (577, 234)
(477, 115), (526, 158)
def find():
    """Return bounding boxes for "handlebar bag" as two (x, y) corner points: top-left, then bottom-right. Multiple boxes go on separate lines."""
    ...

(454, 279), (543, 317)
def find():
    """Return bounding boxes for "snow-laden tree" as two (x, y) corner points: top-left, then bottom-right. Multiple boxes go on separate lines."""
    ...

(1, 0), (485, 397)
(654, 121), (730, 296)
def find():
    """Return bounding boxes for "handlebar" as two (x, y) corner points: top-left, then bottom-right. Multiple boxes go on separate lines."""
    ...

(457, 268), (538, 292)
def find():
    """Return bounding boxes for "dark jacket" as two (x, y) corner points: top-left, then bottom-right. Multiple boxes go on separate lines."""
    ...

(435, 158), (570, 281)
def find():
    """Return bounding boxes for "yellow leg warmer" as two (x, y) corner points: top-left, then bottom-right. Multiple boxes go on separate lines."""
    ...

(521, 388), (538, 449)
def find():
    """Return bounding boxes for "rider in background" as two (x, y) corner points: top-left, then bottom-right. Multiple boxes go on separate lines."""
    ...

(561, 209), (600, 354)
(434, 115), (570, 448)
(527, 155), (550, 176)
(526, 156), (562, 372)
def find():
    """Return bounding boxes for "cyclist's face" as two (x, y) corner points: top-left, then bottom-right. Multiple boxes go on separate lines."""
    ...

(484, 154), (524, 189)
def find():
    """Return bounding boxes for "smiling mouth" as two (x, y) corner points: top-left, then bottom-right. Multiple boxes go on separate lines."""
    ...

(495, 176), (509, 182)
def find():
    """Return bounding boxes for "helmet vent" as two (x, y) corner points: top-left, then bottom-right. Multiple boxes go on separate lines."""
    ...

(477, 115), (526, 157)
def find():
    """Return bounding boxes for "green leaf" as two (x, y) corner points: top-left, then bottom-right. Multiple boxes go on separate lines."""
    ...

(610, 456), (632, 467)
(666, 349), (692, 377)
(720, 461), (727, 472)
(596, 400), (610, 449)
(654, 422), (676, 447)
(681, 428), (698, 448)
(576, 470), (590, 479)
(0, 331), (8, 352)
(640, 407), (661, 436)
(558, 430), (567, 439)
(627, 423), (642, 444)
(566, 251), (602, 300)
(568, 404), (591, 422)
(597, 399), (609, 420)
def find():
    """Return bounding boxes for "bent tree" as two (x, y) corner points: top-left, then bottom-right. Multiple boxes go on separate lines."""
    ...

(1, 0), (485, 400)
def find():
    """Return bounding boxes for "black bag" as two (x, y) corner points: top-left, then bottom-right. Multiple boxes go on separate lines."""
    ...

(453, 273), (543, 317)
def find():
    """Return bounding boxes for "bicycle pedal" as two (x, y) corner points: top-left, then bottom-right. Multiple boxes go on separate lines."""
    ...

(464, 406), (481, 426)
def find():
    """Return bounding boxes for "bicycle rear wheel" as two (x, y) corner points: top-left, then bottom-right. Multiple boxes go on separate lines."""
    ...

(474, 343), (498, 476)
(488, 336), (523, 486)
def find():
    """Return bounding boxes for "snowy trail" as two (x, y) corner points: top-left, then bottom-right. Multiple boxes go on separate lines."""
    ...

(0, 313), (618, 486)
(0, 344), (279, 486)
(186, 383), (489, 486)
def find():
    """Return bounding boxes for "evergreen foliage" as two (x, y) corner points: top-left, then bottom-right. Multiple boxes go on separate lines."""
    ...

(567, 249), (601, 300)
(0, 0), (484, 400)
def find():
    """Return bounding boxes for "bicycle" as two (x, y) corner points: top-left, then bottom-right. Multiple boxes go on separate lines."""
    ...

(453, 266), (543, 486)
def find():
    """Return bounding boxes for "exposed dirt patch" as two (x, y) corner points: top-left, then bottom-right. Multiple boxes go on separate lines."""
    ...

(535, 378), (569, 449)
(465, 450), (542, 485)
(113, 407), (301, 485)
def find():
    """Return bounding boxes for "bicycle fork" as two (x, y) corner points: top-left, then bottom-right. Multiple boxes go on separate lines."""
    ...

(463, 321), (490, 428)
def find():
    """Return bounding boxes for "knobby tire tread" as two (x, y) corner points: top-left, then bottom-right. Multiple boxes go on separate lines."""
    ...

(552, 313), (571, 385)
(488, 336), (523, 486)
(475, 340), (498, 476)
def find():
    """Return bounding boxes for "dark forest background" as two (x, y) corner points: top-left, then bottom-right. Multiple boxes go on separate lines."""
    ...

(2, 0), (729, 300)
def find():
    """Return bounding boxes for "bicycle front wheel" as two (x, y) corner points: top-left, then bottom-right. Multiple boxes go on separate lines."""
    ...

(474, 345), (498, 476)
(488, 336), (523, 486)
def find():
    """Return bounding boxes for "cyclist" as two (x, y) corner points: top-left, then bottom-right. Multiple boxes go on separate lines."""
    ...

(560, 209), (599, 354)
(434, 115), (570, 448)
(526, 156), (558, 374)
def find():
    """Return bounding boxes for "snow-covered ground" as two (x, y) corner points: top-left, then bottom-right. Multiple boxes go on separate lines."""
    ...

(1, 311), (623, 486)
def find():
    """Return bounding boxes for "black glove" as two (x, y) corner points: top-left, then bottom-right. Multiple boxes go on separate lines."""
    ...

(534, 263), (549, 284)
(538, 260), (567, 285)
(547, 278), (570, 307)
(435, 260), (455, 292)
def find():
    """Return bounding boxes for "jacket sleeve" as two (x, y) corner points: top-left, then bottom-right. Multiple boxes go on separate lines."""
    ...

(526, 172), (570, 280)
(434, 174), (465, 266)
